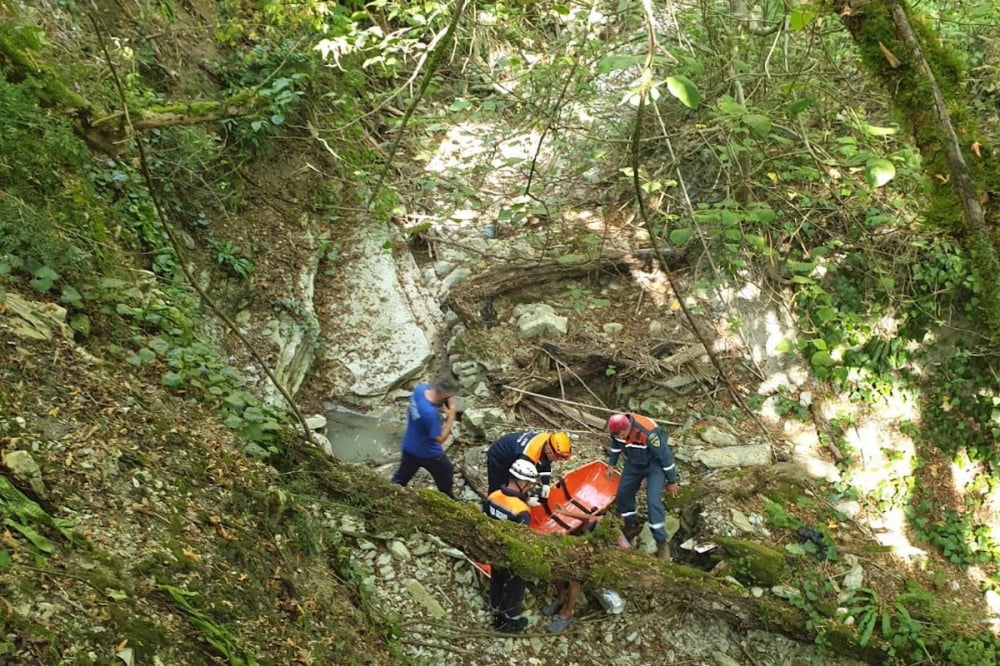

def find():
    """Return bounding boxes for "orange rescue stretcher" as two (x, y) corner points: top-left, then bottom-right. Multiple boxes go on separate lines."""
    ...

(472, 460), (621, 578)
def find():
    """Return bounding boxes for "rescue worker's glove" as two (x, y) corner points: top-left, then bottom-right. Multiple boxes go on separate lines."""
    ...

(540, 484), (550, 499)
(527, 496), (542, 507)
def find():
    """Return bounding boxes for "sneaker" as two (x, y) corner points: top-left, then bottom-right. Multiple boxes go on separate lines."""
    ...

(546, 615), (573, 633)
(491, 612), (505, 630)
(540, 600), (563, 617)
(497, 615), (528, 633)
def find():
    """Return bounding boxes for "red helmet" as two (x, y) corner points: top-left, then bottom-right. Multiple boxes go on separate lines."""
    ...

(607, 413), (630, 433)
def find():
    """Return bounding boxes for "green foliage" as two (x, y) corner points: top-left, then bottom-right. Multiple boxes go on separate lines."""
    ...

(209, 239), (253, 278)
(159, 585), (260, 665)
(0, 75), (116, 287)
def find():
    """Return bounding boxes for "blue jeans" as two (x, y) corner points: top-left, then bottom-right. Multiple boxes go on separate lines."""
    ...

(391, 451), (454, 498)
(615, 463), (667, 543)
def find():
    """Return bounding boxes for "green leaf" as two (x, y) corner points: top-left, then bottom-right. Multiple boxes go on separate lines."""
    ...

(786, 260), (816, 273)
(774, 339), (794, 353)
(786, 98), (813, 115)
(816, 306), (838, 323)
(161, 372), (184, 388)
(4, 519), (53, 553)
(69, 314), (91, 336)
(223, 413), (243, 429)
(557, 253), (583, 264)
(0, 550), (10, 568)
(718, 96), (745, 116)
(60, 285), (83, 305)
(865, 158), (896, 188)
(789, 8), (816, 31)
(742, 114), (772, 137)
(107, 589), (128, 601)
(747, 207), (776, 224)
(592, 298), (611, 308)
(137, 348), (156, 362)
(669, 228), (694, 245)
(811, 350), (835, 367)
(859, 612), (877, 646)
(595, 55), (644, 74)
(784, 543), (806, 555)
(553, 4), (570, 14)
(811, 338), (828, 351)
(665, 75), (701, 109)
(448, 99), (472, 112)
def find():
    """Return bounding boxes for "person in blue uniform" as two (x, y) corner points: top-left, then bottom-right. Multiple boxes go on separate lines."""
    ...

(607, 412), (679, 560)
(483, 459), (539, 632)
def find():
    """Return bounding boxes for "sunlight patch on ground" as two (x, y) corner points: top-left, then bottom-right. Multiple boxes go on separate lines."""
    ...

(423, 122), (543, 177)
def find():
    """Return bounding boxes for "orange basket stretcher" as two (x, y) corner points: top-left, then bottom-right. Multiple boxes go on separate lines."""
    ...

(472, 461), (622, 578)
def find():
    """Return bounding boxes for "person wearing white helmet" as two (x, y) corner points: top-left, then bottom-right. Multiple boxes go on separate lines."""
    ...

(482, 459), (538, 633)
(606, 412), (678, 560)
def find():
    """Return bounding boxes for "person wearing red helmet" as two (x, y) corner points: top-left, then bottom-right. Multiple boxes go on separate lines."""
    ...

(606, 412), (678, 560)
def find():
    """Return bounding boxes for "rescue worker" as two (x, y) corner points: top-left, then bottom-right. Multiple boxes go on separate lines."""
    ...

(606, 412), (679, 560)
(390, 375), (459, 498)
(486, 430), (572, 497)
(483, 459), (538, 633)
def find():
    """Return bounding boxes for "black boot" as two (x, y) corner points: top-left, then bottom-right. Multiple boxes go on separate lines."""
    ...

(497, 614), (528, 633)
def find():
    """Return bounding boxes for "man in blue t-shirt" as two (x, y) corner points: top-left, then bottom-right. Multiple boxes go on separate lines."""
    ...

(390, 375), (459, 497)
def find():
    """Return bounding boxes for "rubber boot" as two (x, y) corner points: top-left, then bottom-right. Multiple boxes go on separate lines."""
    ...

(655, 540), (671, 562)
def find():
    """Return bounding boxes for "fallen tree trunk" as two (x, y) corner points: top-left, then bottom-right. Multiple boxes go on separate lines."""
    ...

(0, 26), (255, 154)
(444, 248), (688, 327)
(290, 442), (884, 663)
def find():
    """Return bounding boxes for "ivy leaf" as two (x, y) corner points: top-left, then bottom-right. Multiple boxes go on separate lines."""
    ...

(161, 372), (183, 388)
(789, 8), (816, 31)
(811, 350), (835, 367)
(30, 266), (59, 293)
(666, 75), (701, 109)
(60, 285), (83, 305)
(718, 96), (745, 116)
(743, 113), (772, 137)
(669, 228), (694, 245)
(595, 54), (644, 74)
(865, 158), (896, 188)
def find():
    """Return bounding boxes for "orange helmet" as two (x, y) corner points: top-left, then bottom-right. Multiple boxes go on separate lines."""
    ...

(547, 432), (572, 460)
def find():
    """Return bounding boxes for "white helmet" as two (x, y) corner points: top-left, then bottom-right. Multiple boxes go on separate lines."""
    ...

(509, 459), (538, 483)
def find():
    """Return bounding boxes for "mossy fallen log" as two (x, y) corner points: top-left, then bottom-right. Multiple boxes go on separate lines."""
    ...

(715, 536), (788, 586)
(0, 23), (256, 154)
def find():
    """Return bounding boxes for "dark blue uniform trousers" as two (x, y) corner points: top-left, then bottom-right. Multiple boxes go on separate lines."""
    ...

(615, 462), (667, 543)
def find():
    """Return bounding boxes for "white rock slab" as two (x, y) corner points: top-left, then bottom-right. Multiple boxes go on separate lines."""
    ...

(697, 444), (772, 468)
(320, 229), (442, 397)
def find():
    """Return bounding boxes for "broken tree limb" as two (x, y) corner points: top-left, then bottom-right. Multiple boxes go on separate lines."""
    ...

(500, 386), (620, 415)
(0, 23), (258, 154)
(444, 248), (688, 327)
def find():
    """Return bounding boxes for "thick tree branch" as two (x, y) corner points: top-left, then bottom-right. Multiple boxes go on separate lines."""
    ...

(831, 0), (1000, 341)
